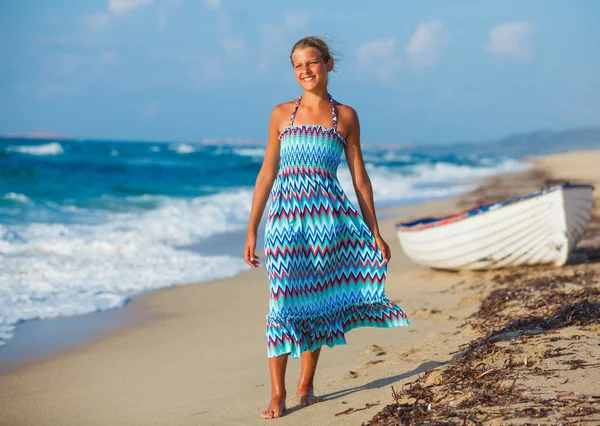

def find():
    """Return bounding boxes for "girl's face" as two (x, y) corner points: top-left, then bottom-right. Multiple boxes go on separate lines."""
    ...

(291, 47), (333, 92)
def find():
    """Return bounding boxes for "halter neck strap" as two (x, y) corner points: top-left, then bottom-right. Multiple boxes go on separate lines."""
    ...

(289, 94), (338, 130)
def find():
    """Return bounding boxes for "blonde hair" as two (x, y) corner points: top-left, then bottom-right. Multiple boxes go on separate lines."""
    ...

(290, 36), (339, 71)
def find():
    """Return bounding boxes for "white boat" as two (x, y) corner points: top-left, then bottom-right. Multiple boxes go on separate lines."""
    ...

(395, 184), (595, 270)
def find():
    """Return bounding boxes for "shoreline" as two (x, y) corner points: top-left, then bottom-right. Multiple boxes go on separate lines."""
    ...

(1, 150), (598, 425)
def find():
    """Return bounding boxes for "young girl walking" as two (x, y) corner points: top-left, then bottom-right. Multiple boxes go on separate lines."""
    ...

(244, 36), (409, 419)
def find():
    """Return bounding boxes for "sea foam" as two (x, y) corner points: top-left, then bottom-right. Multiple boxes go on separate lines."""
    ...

(338, 157), (529, 206)
(7, 142), (64, 156)
(2, 192), (31, 203)
(0, 189), (254, 347)
(169, 143), (196, 154)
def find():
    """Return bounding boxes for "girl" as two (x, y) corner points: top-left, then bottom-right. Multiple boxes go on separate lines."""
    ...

(244, 36), (409, 419)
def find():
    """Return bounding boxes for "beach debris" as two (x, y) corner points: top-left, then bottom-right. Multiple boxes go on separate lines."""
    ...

(335, 408), (354, 416)
(363, 266), (600, 425)
(334, 401), (380, 417)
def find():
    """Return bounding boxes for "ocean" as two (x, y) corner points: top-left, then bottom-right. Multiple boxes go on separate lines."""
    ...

(0, 137), (528, 349)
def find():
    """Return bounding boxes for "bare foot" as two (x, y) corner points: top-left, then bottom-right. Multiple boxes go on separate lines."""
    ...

(261, 394), (286, 419)
(298, 388), (323, 407)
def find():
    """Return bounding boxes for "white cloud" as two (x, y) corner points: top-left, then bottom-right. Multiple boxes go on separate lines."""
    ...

(262, 23), (284, 44)
(357, 38), (402, 82)
(80, 1), (152, 29)
(156, 10), (168, 28)
(218, 14), (232, 33)
(36, 82), (83, 101)
(222, 37), (246, 57)
(208, 11), (247, 59)
(194, 59), (223, 87)
(256, 23), (286, 72)
(406, 21), (446, 68)
(109, 0), (152, 16)
(177, 54), (224, 88)
(59, 54), (79, 74)
(203, 0), (220, 10)
(199, 3), (247, 60)
(486, 21), (533, 58)
(101, 52), (117, 64)
(45, 15), (63, 26)
(142, 101), (160, 117)
(81, 13), (111, 29)
(284, 13), (309, 31)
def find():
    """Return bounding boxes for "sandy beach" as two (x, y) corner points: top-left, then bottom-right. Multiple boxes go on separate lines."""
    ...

(1, 150), (599, 425)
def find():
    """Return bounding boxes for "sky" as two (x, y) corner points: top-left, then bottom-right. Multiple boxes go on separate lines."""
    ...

(1, 0), (599, 144)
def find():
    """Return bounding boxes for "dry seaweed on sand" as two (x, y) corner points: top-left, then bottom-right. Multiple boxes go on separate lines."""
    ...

(469, 270), (600, 338)
(363, 268), (600, 425)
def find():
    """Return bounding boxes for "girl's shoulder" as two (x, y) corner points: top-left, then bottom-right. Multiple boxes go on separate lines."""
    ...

(272, 99), (298, 117)
(333, 100), (359, 123)
(271, 99), (298, 134)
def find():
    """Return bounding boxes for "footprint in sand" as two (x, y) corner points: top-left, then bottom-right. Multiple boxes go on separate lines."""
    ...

(364, 344), (387, 357)
(451, 294), (482, 310)
(346, 370), (364, 379)
(411, 307), (442, 319)
(397, 347), (420, 358)
(363, 359), (384, 367)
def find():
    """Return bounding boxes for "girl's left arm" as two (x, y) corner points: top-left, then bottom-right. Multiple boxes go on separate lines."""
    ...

(342, 107), (391, 262)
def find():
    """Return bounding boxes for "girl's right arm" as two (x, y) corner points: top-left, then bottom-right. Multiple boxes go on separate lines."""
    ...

(244, 105), (284, 268)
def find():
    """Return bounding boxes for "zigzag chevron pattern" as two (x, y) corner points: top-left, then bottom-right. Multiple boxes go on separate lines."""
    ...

(264, 94), (409, 359)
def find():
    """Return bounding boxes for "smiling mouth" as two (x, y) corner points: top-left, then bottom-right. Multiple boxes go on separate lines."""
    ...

(302, 76), (315, 82)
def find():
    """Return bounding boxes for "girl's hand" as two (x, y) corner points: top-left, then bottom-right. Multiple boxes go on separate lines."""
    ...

(244, 233), (260, 268)
(375, 234), (391, 263)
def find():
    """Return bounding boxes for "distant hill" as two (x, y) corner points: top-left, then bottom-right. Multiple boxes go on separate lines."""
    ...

(2, 131), (68, 140)
(425, 127), (600, 158)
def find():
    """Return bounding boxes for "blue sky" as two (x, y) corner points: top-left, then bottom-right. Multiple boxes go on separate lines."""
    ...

(1, 0), (599, 144)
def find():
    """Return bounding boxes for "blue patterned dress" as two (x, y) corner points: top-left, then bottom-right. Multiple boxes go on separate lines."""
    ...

(264, 94), (409, 358)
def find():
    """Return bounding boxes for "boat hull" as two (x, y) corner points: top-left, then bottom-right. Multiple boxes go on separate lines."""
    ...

(395, 185), (594, 270)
